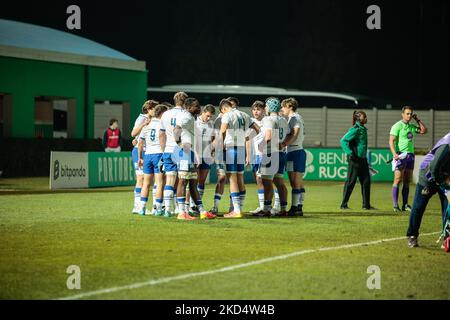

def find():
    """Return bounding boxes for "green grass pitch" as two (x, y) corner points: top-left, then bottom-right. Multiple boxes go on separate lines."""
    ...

(0, 177), (448, 300)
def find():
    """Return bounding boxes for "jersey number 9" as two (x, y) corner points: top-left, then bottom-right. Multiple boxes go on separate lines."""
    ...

(150, 129), (156, 141)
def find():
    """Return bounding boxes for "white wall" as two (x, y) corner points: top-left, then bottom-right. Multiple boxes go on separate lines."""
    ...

(238, 107), (449, 150)
(94, 103), (123, 139)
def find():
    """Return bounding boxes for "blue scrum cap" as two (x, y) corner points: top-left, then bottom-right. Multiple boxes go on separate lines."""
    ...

(266, 97), (281, 112)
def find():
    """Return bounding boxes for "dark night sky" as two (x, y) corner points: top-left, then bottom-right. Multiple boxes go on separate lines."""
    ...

(2, 0), (450, 108)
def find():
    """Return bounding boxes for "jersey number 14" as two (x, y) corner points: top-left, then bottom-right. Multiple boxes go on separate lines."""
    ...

(238, 117), (245, 129)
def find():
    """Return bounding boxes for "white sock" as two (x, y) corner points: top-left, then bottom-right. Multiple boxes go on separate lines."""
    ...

(257, 189), (264, 208)
(173, 195), (178, 211)
(214, 193), (222, 209)
(134, 187), (141, 207)
(163, 186), (175, 212)
(140, 197), (148, 210)
(155, 199), (163, 210)
(152, 185), (157, 207)
(177, 197), (186, 213)
(239, 190), (246, 211)
(292, 189), (301, 207)
(274, 189), (280, 208)
(134, 196), (140, 208)
(198, 184), (205, 200)
(263, 200), (272, 212)
(231, 192), (241, 214)
(189, 197), (196, 208)
(299, 188), (305, 205)
(195, 199), (205, 213)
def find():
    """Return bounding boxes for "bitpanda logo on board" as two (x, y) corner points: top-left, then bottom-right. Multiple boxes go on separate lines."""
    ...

(53, 160), (86, 180)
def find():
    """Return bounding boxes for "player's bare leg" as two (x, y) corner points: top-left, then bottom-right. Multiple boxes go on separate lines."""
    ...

(402, 169), (413, 211)
(154, 173), (165, 215)
(211, 171), (226, 214)
(187, 168), (207, 216)
(188, 178), (216, 220)
(186, 186), (195, 215)
(255, 177), (274, 217)
(226, 172), (233, 213)
(173, 176), (180, 213)
(273, 176), (288, 216)
(163, 173), (177, 216)
(176, 177), (194, 220)
(237, 172), (246, 212)
(139, 174), (154, 215)
(392, 169), (404, 212)
(133, 174), (144, 213)
(224, 173), (243, 218)
(288, 171), (305, 216)
(250, 173), (265, 214)
(197, 169), (209, 200)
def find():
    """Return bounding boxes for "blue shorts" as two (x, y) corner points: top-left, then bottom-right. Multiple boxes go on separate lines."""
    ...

(225, 147), (245, 173)
(143, 153), (163, 175)
(132, 147), (139, 169)
(198, 158), (213, 170)
(162, 152), (178, 173)
(252, 154), (262, 173)
(132, 147), (143, 175)
(259, 152), (286, 178)
(395, 153), (415, 171)
(213, 149), (225, 173)
(286, 149), (306, 173)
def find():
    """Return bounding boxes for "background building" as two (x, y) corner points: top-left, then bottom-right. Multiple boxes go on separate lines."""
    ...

(0, 19), (147, 139)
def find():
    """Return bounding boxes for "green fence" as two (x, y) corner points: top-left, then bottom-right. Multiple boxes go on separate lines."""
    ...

(51, 149), (394, 189)
(88, 152), (136, 187)
(298, 148), (393, 181)
(209, 148), (393, 183)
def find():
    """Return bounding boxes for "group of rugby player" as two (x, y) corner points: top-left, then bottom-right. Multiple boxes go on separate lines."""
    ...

(130, 92), (306, 220)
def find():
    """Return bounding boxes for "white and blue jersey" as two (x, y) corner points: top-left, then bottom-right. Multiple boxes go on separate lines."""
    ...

(250, 117), (264, 173)
(213, 114), (225, 173)
(259, 115), (289, 178)
(132, 113), (149, 174)
(160, 106), (184, 173)
(286, 113), (306, 173)
(221, 109), (254, 173)
(139, 119), (163, 174)
(173, 110), (196, 172)
(195, 117), (215, 170)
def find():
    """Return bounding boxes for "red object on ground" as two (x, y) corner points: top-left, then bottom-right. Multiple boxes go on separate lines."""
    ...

(444, 237), (450, 253)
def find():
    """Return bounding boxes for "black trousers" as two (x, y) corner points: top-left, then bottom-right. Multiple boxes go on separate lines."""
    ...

(341, 157), (371, 208)
(406, 184), (448, 237)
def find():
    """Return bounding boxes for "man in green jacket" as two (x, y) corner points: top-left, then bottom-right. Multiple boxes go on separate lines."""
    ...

(340, 110), (373, 210)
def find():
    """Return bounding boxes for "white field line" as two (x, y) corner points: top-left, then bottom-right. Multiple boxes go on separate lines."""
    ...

(57, 231), (439, 300)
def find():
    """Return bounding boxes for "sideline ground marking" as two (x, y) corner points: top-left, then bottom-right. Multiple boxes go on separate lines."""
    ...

(57, 231), (439, 300)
